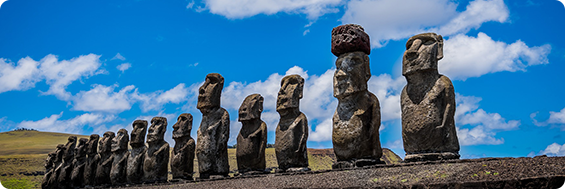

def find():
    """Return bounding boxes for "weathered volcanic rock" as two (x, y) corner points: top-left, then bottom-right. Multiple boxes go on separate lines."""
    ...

(332, 51), (382, 168)
(111, 129), (129, 185)
(237, 94), (267, 173)
(401, 33), (459, 162)
(128, 120), (147, 184)
(196, 73), (230, 179)
(143, 117), (170, 183)
(71, 138), (88, 188)
(47, 144), (64, 189)
(95, 131), (114, 186)
(83, 134), (99, 186)
(41, 151), (57, 189)
(275, 75), (309, 171)
(57, 136), (77, 189)
(331, 24), (371, 56)
(171, 113), (196, 180)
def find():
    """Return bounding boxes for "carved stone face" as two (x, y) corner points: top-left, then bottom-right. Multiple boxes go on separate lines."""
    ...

(55, 144), (65, 163)
(402, 33), (443, 76)
(277, 75), (304, 111)
(197, 73), (224, 110)
(173, 113), (193, 139)
(63, 136), (77, 161)
(147, 117), (167, 143)
(238, 94), (264, 121)
(130, 120), (147, 146)
(86, 134), (99, 155)
(75, 138), (88, 158)
(99, 131), (115, 154)
(333, 51), (371, 98)
(111, 129), (129, 152)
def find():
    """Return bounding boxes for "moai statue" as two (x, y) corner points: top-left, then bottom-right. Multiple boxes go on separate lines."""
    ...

(41, 151), (56, 189)
(57, 136), (77, 189)
(275, 75), (309, 172)
(111, 129), (130, 185)
(83, 134), (99, 187)
(196, 73), (230, 179)
(95, 131), (114, 186)
(401, 33), (460, 162)
(127, 120), (147, 184)
(71, 138), (88, 188)
(236, 94), (267, 174)
(331, 24), (383, 169)
(143, 117), (170, 183)
(171, 113), (196, 180)
(47, 144), (64, 189)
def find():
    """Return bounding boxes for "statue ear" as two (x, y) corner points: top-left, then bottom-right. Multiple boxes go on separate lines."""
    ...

(437, 35), (444, 60)
(297, 79), (304, 99)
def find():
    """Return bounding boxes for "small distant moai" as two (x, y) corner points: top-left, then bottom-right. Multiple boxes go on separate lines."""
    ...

(71, 138), (88, 188)
(196, 73), (230, 179)
(143, 117), (170, 183)
(237, 94), (268, 174)
(95, 131), (115, 186)
(331, 24), (383, 169)
(83, 134), (100, 186)
(401, 33), (460, 162)
(127, 120), (147, 184)
(47, 144), (64, 189)
(171, 113), (196, 180)
(57, 136), (77, 189)
(41, 151), (56, 189)
(275, 75), (309, 172)
(110, 129), (130, 185)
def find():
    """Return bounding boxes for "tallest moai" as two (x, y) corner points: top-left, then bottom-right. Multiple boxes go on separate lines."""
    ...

(331, 24), (383, 169)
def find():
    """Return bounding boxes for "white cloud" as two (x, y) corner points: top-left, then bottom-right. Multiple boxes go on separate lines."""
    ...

(437, 0), (509, 36)
(18, 112), (116, 134)
(0, 54), (105, 97)
(133, 83), (190, 112)
(186, 1), (195, 9)
(440, 32), (551, 80)
(202, 0), (341, 20)
(111, 53), (126, 61)
(39, 54), (105, 100)
(116, 63), (131, 72)
(71, 84), (135, 113)
(531, 107), (565, 127)
(0, 57), (40, 93)
(455, 94), (520, 146)
(342, 0), (457, 47)
(539, 143), (565, 156)
(367, 74), (405, 122)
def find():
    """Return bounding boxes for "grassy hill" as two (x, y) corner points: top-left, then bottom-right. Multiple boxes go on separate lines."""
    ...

(0, 130), (401, 189)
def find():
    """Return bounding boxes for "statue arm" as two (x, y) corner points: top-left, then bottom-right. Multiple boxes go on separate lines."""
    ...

(258, 122), (267, 160)
(219, 110), (230, 144)
(296, 114), (308, 153)
(439, 76), (456, 130)
(369, 93), (382, 157)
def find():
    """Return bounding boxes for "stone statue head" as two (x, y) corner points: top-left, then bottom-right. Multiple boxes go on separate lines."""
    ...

(197, 73), (224, 111)
(55, 144), (65, 163)
(402, 33), (443, 76)
(277, 75), (304, 111)
(46, 151), (56, 169)
(75, 138), (88, 159)
(238, 94), (264, 122)
(86, 134), (99, 155)
(130, 120), (148, 146)
(147, 117), (167, 143)
(333, 51), (371, 98)
(63, 136), (77, 161)
(98, 131), (115, 154)
(111, 129), (129, 152)
(173, 113), (193, 139)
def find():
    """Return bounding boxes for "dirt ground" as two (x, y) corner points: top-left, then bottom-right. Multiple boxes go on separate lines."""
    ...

(111, 156), (565, 189)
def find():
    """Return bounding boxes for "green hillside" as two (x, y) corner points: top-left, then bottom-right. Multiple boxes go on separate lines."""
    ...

(0, 130), (89, 156)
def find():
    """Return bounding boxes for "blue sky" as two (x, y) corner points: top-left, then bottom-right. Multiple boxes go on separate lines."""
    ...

(0, 0), (564, 159)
